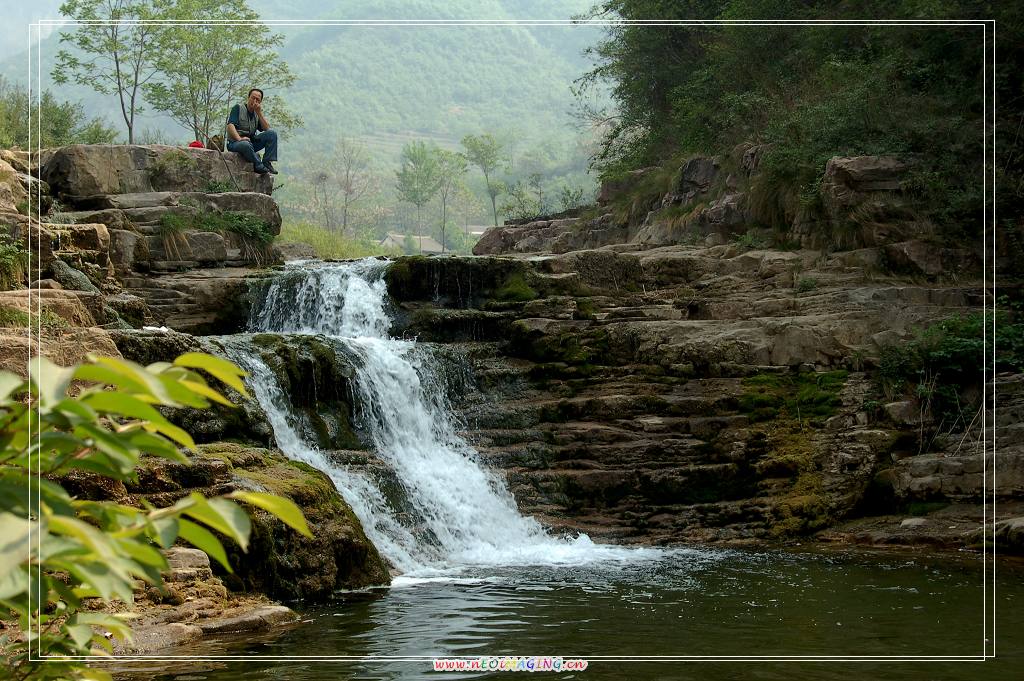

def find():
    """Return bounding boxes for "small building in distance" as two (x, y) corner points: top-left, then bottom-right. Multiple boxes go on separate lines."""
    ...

(379, 233), (445, 254)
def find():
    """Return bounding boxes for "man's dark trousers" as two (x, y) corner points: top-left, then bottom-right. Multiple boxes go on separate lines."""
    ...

(226, 129), (278, 166)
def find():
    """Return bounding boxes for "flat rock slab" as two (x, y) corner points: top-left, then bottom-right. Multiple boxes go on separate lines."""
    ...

(75, 191), (281, 235)
(196, 605), (295, 634)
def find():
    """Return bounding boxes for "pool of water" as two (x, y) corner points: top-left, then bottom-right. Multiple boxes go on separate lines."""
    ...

(111, 546), (1023, 681)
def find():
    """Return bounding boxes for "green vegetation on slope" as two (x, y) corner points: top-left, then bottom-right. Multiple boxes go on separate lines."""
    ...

(580, 1), (1021, 239)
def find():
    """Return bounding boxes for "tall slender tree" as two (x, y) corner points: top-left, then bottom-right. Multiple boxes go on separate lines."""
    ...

(53, 0), (163, 144)
(435, 149), (467, 254)
(335, 137), (373, 235)
(461, 133), (504, 227)
(395, 141), (440, 247)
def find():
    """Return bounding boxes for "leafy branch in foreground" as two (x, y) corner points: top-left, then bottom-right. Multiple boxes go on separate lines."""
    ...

(0, 353), (311, 681)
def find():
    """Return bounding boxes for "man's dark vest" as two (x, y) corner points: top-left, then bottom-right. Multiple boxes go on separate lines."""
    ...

(227, 102), (259, 139)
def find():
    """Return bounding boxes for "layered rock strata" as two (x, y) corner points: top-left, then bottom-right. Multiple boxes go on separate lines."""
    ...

(385, 249), (1017, 551)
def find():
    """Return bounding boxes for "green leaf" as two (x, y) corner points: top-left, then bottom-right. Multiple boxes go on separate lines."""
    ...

(73, 364), (149, 395)
(0, 513), (33, 586)
(50, 397), (98, 424)
(183, 494), (251, 551)
(178, 518), (232, 572)
(229, 491), (312, 538)
(129, 431), (187, 463)
(82, 391), (171, 425)
(181, 379), (236, 407)
(155, 372), (211, 408)
(141, 419), (196, 451)
(29, 356), (76, 411)
(72, 423), (139, 477)
(91, 356), (178, 405)
(77, 612), (134, 641)
(173, 353), (249, 397)
(65, 622), (94, 650)
(0, 370), (25, 402)
(61, 560), (131, 603)
(0, 563), (29, 601)
(148, 517), (179, 549)
(115, 538), (166, 569)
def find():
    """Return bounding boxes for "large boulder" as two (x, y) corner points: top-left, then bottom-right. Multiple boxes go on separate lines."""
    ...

(109, 228), (151, 273)
(0, 327), (121, 377)
(48, 259), (100, 293)
(127, 442), (391, 600)
(812, 155), (933, 249)
(472, 213), (624, 256)
(0, 158), (28, 213)
(0, 288), (102, 326)
(1, 214), (55, 275)
(41, 145), (274, 204)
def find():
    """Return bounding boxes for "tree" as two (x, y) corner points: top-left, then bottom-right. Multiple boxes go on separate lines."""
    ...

(143, 0), (300, 143)
(461, 133), (504, 227)
(395, 140), (440, 239)
(0, 353), (310, 681)
(527, 172), (546, 215)
(0, 77), (118, 149)
(499, 180), (541, 221)
(573, 0), (725, 171)
(53, 0), (164, 144)
(309, 168), (340, 231)
(435, 149), (467, 254)
(334, 138), (374, 235)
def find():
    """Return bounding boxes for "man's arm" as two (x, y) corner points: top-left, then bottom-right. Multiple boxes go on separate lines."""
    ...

(226, 104), (248, 141)
(255, 101), (270, 131)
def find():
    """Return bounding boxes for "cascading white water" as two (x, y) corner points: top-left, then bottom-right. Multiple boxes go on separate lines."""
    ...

(233, 259), (654, 574)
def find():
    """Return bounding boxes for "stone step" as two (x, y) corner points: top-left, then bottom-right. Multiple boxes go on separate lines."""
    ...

(151, 260), (202, 271)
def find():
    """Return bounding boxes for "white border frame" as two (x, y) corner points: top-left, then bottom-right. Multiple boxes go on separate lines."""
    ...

(25, 16), (998, 667)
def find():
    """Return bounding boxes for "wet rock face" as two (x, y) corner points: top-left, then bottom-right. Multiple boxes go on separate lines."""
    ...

(246, 333), (366, 451)
(382, 249), (1012, 547)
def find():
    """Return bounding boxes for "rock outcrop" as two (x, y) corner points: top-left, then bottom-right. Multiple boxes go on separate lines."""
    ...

(474, 150), (976, 283)
(40, 144), (273, 200)
(113, 546), (298, 654)
(2, 143), (287, 335)
(385, 247), (1015, 549)
(0, 143), (394, 658)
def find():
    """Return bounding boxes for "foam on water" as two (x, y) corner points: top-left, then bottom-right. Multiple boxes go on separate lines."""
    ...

(232, 259), (663, 575)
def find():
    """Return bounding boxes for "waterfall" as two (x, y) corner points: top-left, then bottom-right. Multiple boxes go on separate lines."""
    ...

(229, 259), (648, 575)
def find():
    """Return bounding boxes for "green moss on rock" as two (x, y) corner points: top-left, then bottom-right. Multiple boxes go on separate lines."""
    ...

(193, 443), (391, 600)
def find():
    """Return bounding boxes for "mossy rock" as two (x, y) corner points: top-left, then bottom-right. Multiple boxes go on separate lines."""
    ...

(198, 443), (391, 600)
(248, 334), (366, 451)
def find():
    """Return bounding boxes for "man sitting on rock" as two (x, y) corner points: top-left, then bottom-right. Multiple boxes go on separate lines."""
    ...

(225, 88), (278, 175)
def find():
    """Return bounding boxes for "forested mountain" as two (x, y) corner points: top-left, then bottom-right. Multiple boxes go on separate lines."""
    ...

(3, 0), (599, 159)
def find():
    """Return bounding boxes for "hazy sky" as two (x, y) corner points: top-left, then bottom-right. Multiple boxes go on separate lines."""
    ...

(2, 1), (64, 62)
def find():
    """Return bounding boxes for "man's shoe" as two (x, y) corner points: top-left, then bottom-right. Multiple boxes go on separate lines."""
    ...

(254, 163), (269, 175)
(263, 161), (279, 175)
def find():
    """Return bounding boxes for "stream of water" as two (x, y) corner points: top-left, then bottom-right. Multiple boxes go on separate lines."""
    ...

(119, 260), (1023, 679)
(227, 259), (652, 574)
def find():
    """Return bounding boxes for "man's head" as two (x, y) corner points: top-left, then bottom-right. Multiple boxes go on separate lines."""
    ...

(246, 88), (264, 111)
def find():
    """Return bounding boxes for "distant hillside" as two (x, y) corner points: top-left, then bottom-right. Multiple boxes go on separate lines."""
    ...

(3, 0), (601, 162)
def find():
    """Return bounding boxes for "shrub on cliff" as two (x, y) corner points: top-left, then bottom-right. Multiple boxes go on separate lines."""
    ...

(0, 76), (117, 149)
(0, 353), (310, 681)
(877, 298), (1024, 432)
